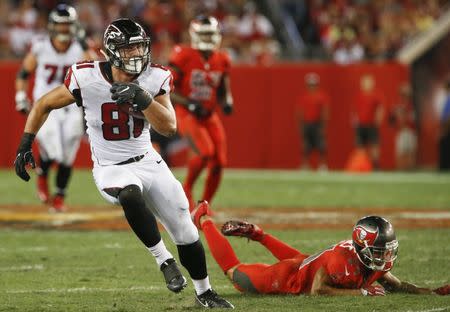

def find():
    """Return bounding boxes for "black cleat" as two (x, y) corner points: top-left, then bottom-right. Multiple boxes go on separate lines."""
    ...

(195, 289), (234, 309)
(160, 258), (187, 293)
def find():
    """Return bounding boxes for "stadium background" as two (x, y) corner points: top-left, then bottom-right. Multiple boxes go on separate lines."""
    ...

(0, 1), (449, 311)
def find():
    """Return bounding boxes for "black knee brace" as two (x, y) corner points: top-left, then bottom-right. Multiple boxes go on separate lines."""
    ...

(118, 185), (161, 248)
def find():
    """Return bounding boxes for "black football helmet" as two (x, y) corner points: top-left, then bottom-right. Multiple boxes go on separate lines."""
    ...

(48, 4), (78, 42)
(352, 216), (398, 271)
(102, 18), (151, 75)
(189, 16), (222, 51)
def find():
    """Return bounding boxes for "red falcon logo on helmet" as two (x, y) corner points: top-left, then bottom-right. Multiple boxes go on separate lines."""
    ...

(352, 225), (378, 247)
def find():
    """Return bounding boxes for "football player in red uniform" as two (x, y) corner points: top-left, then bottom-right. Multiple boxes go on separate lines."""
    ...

(191, 201), (450, 296)
(169, 16), (233, 210)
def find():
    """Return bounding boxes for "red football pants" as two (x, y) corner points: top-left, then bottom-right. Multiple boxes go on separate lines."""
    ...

(177, 112), (227, 166)
(232, 256), (306, 294)
(178, 112), (227, 204)
(202, 219), (308, 294)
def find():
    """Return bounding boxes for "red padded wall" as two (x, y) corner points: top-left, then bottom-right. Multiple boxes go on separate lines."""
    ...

(1, 61), (410, 169)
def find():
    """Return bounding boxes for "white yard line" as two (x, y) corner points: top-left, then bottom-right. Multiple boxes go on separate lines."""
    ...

(18, 246), (48, 252)
(0, 264), (43, 271)
(6, 285), (233, 294)
(6, 286), (163, 294)
(405, 307), (450, 312)
(397, 212), (450, 219)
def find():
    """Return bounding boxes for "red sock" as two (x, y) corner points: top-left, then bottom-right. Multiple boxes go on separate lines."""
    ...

(202, 163), (222, 203)
(260, 234), (304, 261)
(184, 155), (207, 194)
(202, 219), (240, 272)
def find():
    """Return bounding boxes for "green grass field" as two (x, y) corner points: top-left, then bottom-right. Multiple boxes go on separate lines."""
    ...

(1, 169), (449, 311)
(2, 169), (450, 208)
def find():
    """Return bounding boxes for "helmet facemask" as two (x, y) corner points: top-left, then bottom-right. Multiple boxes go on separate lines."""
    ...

(49, 22), (77, 42)
(356, 239), (398, 271)
(111, 39), (151, 74)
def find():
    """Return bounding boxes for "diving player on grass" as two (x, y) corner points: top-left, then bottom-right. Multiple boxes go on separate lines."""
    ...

(192, 201), (450, 296)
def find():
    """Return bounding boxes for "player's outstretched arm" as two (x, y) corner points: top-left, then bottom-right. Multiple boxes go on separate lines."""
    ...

(378, 272), (449, 295)
(15, 85), (76, 181)
(25, 85), (76, 134)
(310, 267), (386, 296)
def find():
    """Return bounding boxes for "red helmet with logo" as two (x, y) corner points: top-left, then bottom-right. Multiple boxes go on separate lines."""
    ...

(189, 15), (222, 51)
(352, 216), (398, 271)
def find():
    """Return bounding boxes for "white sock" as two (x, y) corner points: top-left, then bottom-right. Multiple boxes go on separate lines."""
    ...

(192, 276), (211, 295)
(147, 240), (173, 267)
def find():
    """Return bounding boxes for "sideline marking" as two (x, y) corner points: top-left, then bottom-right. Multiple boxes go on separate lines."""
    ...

(0, 210), (123, 224)
(1, 208), (449, 229)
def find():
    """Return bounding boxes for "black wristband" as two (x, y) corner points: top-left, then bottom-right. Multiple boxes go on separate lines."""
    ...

(134, 89), (153, 111)
(17, 133), (35, 153)
(17, 68), (30, 80)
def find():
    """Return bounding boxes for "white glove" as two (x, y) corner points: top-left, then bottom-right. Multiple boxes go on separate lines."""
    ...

(15, 91), (31, 114)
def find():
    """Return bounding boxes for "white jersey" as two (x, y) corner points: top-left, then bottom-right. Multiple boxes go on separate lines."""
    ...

(31, 35), (85, 101)
(64, 61), (173, 166)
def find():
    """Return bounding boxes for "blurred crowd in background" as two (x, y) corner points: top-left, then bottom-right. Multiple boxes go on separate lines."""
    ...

(0, 0), (448, 65)
(285, 0), (447, 62)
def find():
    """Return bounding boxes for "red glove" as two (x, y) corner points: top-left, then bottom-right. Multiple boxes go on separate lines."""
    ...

(361, 285), (386, 296)
(433, 285), (450, 295)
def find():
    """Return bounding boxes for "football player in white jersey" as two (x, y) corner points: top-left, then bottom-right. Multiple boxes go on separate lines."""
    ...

(15, 4), (94, 212)
(14, 18), (233, 309)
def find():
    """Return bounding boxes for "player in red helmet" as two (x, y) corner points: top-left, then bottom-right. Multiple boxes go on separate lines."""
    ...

(192, 201), (450, 296)
(169, 16), (233, 211)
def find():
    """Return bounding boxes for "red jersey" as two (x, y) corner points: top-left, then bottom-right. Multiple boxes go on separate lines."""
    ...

(169, 45), (231, 117)
(353, 91), (384, 126)
(274, 240), (385, 294)
(297, 90), (330, 123)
